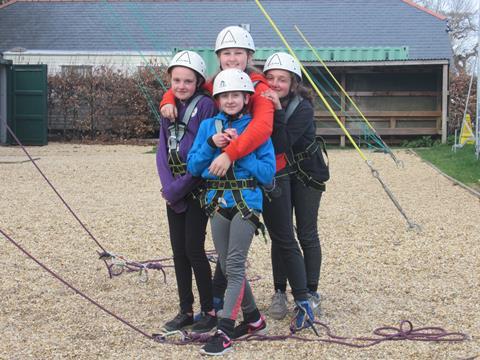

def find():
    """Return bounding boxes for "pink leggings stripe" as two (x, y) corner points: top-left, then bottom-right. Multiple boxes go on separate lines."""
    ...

(229, 277), (246, 320)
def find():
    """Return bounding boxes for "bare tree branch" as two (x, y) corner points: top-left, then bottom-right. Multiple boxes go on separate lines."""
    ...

(413, 0), (478, 73)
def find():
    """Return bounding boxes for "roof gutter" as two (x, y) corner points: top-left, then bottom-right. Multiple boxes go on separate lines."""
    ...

(254, 59), (449, 67)
(401, 0), (447, 20)
(3, 50), (173, 56)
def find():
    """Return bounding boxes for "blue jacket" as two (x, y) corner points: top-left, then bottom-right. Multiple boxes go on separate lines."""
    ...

(187, 112), (275, 212)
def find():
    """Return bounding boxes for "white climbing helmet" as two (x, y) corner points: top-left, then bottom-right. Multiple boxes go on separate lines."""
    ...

(215, 26), (255, 53)
(263, 52), (302, 80)
(212, 68), (255, 97)
(167, 50), (207, 80)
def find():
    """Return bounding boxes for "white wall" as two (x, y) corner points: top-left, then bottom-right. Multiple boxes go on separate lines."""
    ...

(3, 51), (172, 74)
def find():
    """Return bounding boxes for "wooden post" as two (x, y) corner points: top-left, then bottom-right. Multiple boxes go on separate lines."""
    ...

(340, 71), (346, 147)
(441, 64), (448, 143)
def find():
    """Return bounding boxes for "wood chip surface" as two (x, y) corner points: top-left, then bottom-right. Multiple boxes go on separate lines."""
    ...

(0, 144), (478, 359)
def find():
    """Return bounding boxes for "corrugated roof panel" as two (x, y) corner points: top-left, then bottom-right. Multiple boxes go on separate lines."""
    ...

(182, 47), (410, 75)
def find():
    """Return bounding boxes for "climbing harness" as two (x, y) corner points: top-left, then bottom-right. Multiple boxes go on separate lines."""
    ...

(275, 95), (330, 192)
(202, 118), (266, 238)
(166, 94), (204, 176)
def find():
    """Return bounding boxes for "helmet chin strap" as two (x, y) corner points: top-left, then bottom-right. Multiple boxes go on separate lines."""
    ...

(225, 104), (249, 122)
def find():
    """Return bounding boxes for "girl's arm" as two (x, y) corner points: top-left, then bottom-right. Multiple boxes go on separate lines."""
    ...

(159, 81), (214, 110)
(156, 121), (175, 194)
(187, 120), (218, 177)
(270, 108), (288, 154)
(237, 139), (276, 186)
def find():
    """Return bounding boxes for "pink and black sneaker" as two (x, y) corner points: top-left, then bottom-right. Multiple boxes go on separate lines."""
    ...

(232, 314), (267, 339)
(200, 330), (232, 356)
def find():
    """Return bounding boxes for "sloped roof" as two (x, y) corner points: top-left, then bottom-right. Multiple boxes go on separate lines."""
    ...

(0, 0), (452, 60)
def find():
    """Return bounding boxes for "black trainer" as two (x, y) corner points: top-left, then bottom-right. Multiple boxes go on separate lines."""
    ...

(200, 330), (232, 356)
(232, 314), (267, 339)
(163, 313), (193, 332)
(191, 312), (217, 333)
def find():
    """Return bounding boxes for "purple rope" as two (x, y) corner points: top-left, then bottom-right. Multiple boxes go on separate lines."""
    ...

(0, 227), (469, 349)
(0, 227), (153, 340)
(154, 319), (467, 347)
(0, 157), (41, 164)
(6, 125), (107, 252)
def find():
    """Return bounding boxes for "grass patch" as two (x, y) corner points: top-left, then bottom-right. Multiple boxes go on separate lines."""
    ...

(415, 144), (480, 190)
(145, 146), (157, 154)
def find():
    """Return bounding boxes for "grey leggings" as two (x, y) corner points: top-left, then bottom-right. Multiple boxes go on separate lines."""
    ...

(210, 211), (258, 320)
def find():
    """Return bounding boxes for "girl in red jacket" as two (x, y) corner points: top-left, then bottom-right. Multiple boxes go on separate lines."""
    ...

(160, 26), (274, 320)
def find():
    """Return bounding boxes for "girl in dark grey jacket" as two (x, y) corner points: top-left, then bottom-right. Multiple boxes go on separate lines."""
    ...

(262, 52), (329, 327)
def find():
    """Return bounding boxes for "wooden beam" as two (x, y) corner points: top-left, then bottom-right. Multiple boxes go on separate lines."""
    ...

(441, 64), (448, 143)
(340, 71), (346, 147)
(344, 91), (440, 96)
(317, 128), (440, 136)
(315, 111), (442, 117)
(300, 60), (449, 67)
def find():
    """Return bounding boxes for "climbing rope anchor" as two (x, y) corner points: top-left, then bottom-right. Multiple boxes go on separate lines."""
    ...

(366, 161), (420, 230)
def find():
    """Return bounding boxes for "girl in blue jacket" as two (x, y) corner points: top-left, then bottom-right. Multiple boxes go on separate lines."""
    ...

(188, 69), (275, 356)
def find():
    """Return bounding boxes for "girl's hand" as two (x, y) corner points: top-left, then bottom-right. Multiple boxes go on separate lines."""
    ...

(223, 128), (238, 141)
(209, 152), (232, 177)
(212, 133), (230, 148)
(160, 189), (171, 205)
(160, 104), (178, 122)
(261, 89), (282, 110)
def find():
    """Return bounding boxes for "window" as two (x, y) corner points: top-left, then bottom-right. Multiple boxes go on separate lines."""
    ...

(61, 65), (92, 77)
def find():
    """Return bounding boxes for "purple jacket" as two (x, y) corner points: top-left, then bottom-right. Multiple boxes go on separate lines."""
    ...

(156, 93), (217, 213)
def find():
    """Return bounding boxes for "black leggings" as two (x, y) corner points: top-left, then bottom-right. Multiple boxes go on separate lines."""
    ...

(166, 196), (213, 313)
(263, 175), (309, 301)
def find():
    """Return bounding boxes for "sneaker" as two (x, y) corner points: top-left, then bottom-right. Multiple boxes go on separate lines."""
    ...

(268, 290), (288, 320)
(200, 330), (232, 356)
(293, 300), (315, 331)
(232, 314), (267, 339)
(191, 312), (217, 333)
(163, 313), (193, 332)
(307, 291), (322, 316)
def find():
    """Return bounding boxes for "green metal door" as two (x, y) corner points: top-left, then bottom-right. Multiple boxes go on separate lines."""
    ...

(8, 64), (48, 145)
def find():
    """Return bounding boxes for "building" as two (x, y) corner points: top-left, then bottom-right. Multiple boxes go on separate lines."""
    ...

(0, 0), (452, 144)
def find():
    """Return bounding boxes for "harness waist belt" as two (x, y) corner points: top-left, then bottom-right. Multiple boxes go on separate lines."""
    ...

(205, 178), (257, 190)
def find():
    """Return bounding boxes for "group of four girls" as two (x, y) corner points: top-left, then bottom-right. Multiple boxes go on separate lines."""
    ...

(156, 25), (327, 356)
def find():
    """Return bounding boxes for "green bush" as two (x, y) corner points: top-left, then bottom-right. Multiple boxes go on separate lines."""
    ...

(400, 136), (442, 148)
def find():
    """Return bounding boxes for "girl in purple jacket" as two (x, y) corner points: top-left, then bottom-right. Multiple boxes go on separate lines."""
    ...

(156, 50), (217, 333)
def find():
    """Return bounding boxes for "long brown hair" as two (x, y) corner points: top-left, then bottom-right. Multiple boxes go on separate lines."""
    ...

(289, 74), (313, 103)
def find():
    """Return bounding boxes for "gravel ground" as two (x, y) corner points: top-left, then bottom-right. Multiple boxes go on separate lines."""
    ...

(0, 144), (478, 360)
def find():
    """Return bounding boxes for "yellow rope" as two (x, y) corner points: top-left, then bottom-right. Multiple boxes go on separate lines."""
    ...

(294, 25), (378, 134)
(254, 0), (368, 161)
(294, 25), (406, 168)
